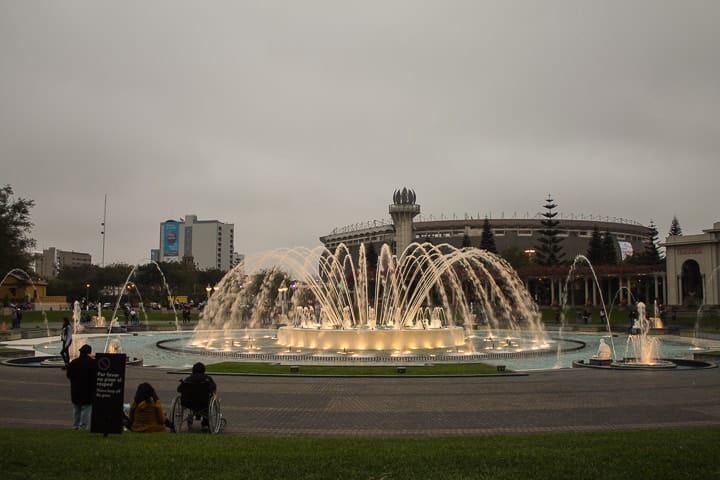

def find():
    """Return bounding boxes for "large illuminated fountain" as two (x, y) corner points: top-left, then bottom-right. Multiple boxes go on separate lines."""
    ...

(189, 242), (551, 359)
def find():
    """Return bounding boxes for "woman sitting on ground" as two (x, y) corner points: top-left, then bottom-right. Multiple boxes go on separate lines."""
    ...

(128, 382), (169, 433)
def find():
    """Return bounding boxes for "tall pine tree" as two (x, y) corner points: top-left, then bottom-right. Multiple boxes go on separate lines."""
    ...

(643, 220), (662, 263)
(479, 217), (497, 253)
(668, 216), (683, 236)
(602, 230), (618, 264)
(586, 224), (604, 264)
(535, 195), (565, 266)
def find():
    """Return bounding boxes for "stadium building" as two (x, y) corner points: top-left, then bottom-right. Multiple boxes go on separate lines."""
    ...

(320, 188), (667, 307)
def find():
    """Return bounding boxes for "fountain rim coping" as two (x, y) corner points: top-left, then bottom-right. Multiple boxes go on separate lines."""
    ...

(154, 335), (586, 362)
(1, 354), (144, 368)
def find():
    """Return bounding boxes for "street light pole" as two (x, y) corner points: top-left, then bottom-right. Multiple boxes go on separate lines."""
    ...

(85, 283), (90, 309)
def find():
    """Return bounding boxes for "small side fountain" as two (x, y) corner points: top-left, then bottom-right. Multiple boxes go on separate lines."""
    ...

(588, 338), (613, 366)
(612, 301), (676, 369)
(566, 256), (714, 370)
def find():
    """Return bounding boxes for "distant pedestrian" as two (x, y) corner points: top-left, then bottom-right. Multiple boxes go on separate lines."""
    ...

(10, 308), (18, 329)
(60, 317), (72, 368)
(599, 309), (606, 324)
(15, 307), (22, 328)
(66, 344), (97, 430)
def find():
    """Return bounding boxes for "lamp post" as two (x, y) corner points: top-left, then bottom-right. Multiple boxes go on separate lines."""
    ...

(125, 283), (135, 325)
(85, 283), (90, 309)
(206, 285), (212, 302)
(126, 283), (135, 310)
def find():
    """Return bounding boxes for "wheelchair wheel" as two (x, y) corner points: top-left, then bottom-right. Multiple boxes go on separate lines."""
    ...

(207, 396), (224, 434)
(170, 395), (189, 433)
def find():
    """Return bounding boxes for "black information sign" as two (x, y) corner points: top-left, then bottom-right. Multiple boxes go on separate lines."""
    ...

(91, 353), (126, 435)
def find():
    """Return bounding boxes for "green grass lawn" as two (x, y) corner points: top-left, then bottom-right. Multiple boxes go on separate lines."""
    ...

(1, 427), (718, 479)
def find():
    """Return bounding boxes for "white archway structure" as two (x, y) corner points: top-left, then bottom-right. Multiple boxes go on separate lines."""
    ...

(664, 222), (720, 307)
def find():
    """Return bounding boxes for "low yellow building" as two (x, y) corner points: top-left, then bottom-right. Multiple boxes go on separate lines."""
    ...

(0, 272), (65, 309)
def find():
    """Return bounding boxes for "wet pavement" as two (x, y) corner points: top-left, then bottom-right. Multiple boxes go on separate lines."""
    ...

(0, 362), (718, 436)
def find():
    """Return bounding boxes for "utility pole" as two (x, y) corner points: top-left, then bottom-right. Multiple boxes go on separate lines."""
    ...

(101, 194), (107, 267)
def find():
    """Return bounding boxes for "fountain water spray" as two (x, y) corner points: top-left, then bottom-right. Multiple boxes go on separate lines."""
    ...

(193, 242), (549, 354)
(70, 300), (87, 360)
(558, 255), (615, 362)
(103, 261), (179, 353)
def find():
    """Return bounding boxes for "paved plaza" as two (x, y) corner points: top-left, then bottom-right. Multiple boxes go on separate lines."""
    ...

(0, 363), (719, 436)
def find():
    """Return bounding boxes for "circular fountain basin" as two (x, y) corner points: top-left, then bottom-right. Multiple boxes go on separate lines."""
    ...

(572, 357), (717, 370)
(276, 326), (467, 351)
(9, 330), (712, 370)
(610, 358), (677, 369)
(158, 328), (572, 365)
(2, 354), (144, 368)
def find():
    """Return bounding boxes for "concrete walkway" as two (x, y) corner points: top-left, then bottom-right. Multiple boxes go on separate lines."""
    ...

(0, 363), (719, 436)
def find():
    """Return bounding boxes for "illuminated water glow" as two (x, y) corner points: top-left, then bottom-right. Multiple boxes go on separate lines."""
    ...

(193, 242), (549, 354)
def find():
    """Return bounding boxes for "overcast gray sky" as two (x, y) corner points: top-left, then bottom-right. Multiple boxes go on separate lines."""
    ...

(1, 1), (718, 265)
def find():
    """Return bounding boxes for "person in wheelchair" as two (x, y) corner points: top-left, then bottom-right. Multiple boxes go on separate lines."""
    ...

(177, 362), (217, 428)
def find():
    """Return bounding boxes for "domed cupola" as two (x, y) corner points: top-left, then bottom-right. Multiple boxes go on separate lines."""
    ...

(393, 187), (417, 206)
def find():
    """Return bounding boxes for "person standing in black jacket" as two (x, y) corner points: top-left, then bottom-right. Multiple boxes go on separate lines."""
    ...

(66, 344), (97, 430)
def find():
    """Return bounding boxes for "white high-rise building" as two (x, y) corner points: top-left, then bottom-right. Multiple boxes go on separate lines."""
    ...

(158, 215), (235, 271)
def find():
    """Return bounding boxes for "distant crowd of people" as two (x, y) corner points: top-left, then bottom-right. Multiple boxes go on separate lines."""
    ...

(9, 306), (23, 329)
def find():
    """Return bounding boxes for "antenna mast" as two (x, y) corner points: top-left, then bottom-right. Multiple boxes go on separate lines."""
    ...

(101, 194), (107, 266)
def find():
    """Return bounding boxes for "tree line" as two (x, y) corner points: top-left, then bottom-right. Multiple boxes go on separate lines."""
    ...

(48, 262), (226, 306)
(461, 194), (673, 269)
(0, 185), (226, 305)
